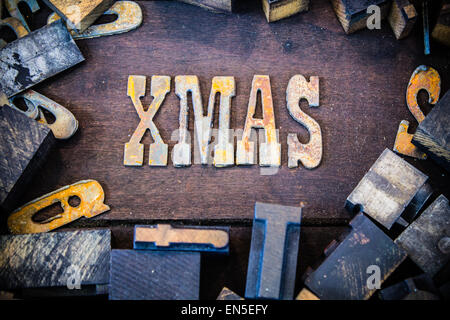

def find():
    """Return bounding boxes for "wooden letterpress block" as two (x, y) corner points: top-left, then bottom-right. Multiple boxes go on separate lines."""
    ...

(412, 91), (450, 171)
(432, 0), (450, 47)
(262, 0), (309, 22)
(388, 0), (417, 39)
(330, 0), (390, 34)
(245, 202), (302, 300)
(0, 230), (111, 289)
(43, 0), (115, 32)
(178, 0), (238, 12)
(109, 250), (200, 300)
(0, 19), (84, 98)
(304, 213), (407, 300)
(395, 195), (450, 277)
(346, 149), (431, 230)
(0, 106), (55, 213)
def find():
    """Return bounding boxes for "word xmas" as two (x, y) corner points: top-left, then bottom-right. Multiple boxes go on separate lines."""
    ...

(124, 75), (322, 168)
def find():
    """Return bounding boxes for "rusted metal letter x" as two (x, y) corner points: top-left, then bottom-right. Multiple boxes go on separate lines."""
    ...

(124, 75), (170, 166)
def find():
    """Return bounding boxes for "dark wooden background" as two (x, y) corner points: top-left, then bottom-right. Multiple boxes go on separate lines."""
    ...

(2, 0), (449, 299)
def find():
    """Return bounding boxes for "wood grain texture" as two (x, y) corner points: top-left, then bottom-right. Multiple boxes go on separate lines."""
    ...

(109, 249), (200, 300)
(0, 229), (110, 290)
(388, 0), (417, 40)
(0, 106), (55, 213)
(0, 19), (85, 98)
(15, 0), (450, 227)
(262, 0), (308, 22)
(432, 0), (450, 47)
(412, 90), (450, 172)
(43, 0), (115, 32)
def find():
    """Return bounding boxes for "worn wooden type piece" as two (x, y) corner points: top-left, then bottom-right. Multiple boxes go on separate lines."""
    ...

(395, 195), (450, 277)
(245, 202), (302, 300)
(19, 0), (450, 224)
(345, 149), (431, 229)
(388, 0), (417, 40)
(330, 0), (391, 33)
(0, 19), (84, 98)
(412, 90), (450, 172)
(378, 274), (439, 300)
(262, 0), (309, 22)
(0, 106), (55, 213)
(43, 0), (115, 32)
(304, 213), (407, 300)
(0, 229), (110, 290)
(109, 249), (200, 300)
(134, 224), (229, 253)
(216, 287), (244, 300)
(432, 0), (450, 47)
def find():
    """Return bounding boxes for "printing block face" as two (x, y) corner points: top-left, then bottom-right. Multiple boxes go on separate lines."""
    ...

(346, 149), (429, 229)
(304, 213), (407, 300)
(109, 250), (200, 300)
(396, 195), (450, 277)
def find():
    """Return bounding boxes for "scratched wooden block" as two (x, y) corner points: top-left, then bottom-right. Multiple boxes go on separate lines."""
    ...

(134, 224), (230, 253)
(304, 213), (407, 300)
(0, 106), (55, 213)
(330, 0), (390, 34)
(388, 0), (417, 40)
(245, 202), (302, 300)
(109, 250), (200, 300)
(43, 0), (115, 32)
(0, 19), (84, 98)
(346, 148), (431, 230)
(412, 90), (450, 172)
(431, 0), (450, 47)
(395, 195), (450, 277)
(262, 0), (309, 22)
(0, 230), (110, 290)
(178, 0), (238, 12)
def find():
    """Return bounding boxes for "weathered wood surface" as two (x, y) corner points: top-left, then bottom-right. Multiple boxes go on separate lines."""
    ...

(0, 229), (110, 290)
(0, 19), (84, 97)
(13, 0), (449, 226)
(0, 106), (55, 213)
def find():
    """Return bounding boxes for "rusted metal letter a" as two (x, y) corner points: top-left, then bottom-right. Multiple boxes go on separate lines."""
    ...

(124, 75), (170, 166)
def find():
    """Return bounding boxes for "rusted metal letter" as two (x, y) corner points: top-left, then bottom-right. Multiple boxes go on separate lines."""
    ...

(7, 180), (110, 234)
(124, 75), (170, 166)
(286, 75), (321, 169)
(47, 1), (142, 40)
(393, 65), (441, 159)
(237, 75), (280, 166)
(0, 17), (28, 48)
(173, 76), (234, 166)
(5, 0), (40, 32)
(213, 77), (235, 167)
(10, 90), (78, 139)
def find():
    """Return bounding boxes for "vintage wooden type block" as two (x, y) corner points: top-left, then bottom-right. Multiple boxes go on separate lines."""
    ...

(245, 202), (302, 300)
(431, 0), (450, 47)
(0, 230), (110, 290)
(388, 0), (417, 40)
(0, 106), (55, 213)
(0, 19), (85, 98)
(330, 0), (390, 34)
(178, 0), (238, 12)
(262, 0), (309, 22)
(217, 287), (244, 300)
(43, 0), (115, 32)
(395, 195), (450, 277)
(134, 224), (229, 253)
(109, 250), (200, 300)
(304, 213), (407, 300)
(412, 90), (450, 172)
(378, 274), (439, 300)
(346, 148), (431, 230)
